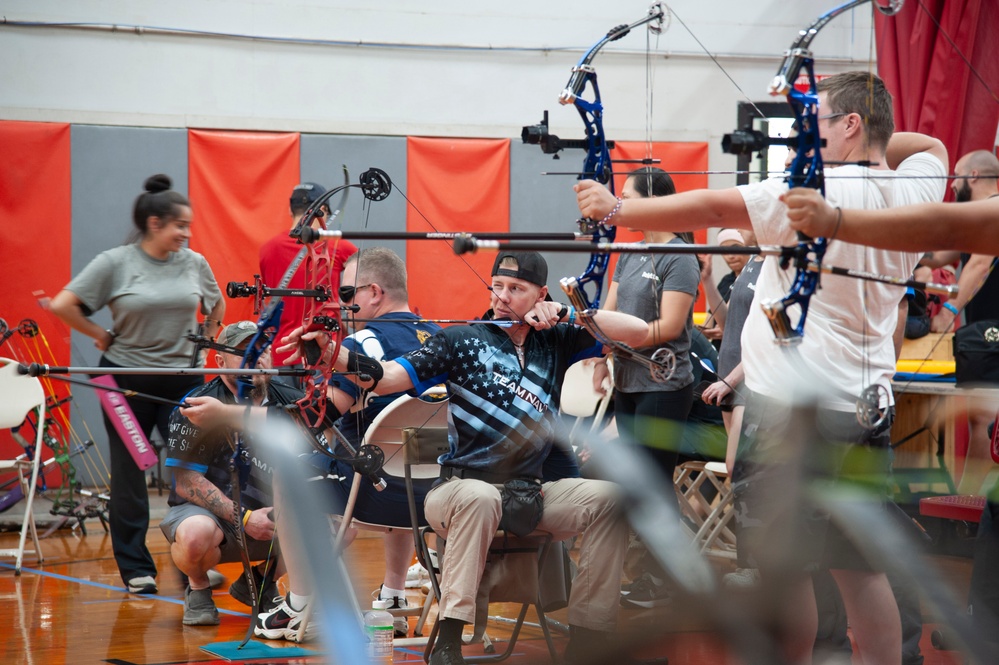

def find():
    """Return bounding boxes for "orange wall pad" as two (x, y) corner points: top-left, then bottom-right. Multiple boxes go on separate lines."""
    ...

(187, 129), (301, 328)
(406, 137), (510, 321)
(0, 120), (73, 481)
(609, 141), (710, 312)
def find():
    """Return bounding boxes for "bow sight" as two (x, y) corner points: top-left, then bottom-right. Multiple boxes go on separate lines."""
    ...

(521, 110), (615, 159)
(721, 128), (814, 157)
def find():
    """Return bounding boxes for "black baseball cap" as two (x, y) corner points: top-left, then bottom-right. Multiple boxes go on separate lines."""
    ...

(491, 251), (548, 287)
(290, 182), (326, 208)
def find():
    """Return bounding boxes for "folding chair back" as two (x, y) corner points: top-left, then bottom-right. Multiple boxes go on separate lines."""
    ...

(0, 359), (47, 572)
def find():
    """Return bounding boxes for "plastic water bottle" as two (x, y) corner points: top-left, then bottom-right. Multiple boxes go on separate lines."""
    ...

(364, 599), (394, 664)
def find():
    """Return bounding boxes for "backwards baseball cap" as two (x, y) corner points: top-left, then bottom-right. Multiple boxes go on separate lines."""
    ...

(491, 251), (548, 287)
(290, 182), (326, 208)
(218, 320), (258, 350)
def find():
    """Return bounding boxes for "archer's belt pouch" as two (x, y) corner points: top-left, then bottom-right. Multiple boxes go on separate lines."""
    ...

(498, 478), (544, 537)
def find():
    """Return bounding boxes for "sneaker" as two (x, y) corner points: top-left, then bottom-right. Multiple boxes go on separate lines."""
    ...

(255, 594), (314, 643)
(619, 575), (671, 609)
(406, 561), (430, 588)
(229, 566), (280, 613)
(375, 585), (410, 637)
(206, 568), (227, 589)
(722, 567), (761, 589)
(429, 641), (467, 665)
(183, 586), (220, 626)
(127, 576), (158, 594)
(620, 572), (658, 597)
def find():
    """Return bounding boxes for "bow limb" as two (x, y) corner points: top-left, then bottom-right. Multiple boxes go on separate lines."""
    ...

(543, 3), (667, 311)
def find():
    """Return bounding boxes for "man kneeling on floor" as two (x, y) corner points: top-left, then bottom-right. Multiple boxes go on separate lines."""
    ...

(160, 321), (325, 625)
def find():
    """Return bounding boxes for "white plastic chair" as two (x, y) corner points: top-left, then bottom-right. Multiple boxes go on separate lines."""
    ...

(313, 388), (450, 644)
(0, 359), (47, 573)
(560, 359), (613, 444)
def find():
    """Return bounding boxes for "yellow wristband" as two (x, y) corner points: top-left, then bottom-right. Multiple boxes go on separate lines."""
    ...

(242, 509), (252, 527)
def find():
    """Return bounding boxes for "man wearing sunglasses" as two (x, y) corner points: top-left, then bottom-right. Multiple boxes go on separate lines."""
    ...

(259, 181), (358, 370)
(253, 247), (443, 641)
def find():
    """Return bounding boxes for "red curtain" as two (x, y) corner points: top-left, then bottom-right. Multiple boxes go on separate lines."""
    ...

(187, 129), (301, 326)
(406, 137), (510, 320)
(0, 121), (72, 479)
(876, 0), (999, 177)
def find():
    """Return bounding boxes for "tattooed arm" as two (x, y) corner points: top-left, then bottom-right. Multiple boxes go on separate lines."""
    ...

(173, 468), (275, 541)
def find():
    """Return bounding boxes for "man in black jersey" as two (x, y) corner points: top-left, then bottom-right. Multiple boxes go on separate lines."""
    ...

(161, 321), (322, 626)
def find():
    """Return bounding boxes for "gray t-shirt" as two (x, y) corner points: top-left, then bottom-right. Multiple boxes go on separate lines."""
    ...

(717, 256), (763, 378)
(611, 238), (700, 392)
(66, 244), (222, 367)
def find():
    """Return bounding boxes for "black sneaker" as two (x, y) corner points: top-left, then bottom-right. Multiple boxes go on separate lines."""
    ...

(619, 575), (671, 609)
(620, 572), (659, 597)
(429, 641), (467, 665)
(229, 566), (280, 613)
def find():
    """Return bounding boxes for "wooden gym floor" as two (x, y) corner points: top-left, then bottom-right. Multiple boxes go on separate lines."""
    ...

(0, 494), (971, 665)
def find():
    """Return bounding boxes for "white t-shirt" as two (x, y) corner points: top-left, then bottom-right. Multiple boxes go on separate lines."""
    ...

(737, 152), (946, 411)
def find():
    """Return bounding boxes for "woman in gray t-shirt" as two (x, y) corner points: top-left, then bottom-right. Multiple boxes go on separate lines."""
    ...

(50, 174), (223, 594)
(590, 168), (700, 607)
(592, 169), (700, 468)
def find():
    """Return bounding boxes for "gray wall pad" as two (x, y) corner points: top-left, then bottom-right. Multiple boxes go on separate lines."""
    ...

(300, 134), (408, 261)
(69, 125), (188, 485)
(510, 141), (593, 300)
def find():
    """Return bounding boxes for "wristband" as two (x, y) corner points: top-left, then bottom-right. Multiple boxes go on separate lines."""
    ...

(242, 508), (253, 526)
(556, 303), (569, 321)
(567, 306), (576, 326)
(942, 301), (959, 316)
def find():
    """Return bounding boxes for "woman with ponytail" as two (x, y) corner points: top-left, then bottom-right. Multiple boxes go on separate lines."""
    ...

(50, 174), (224, 594)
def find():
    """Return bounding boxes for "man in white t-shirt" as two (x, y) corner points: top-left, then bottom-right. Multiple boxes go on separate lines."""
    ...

(576, 71), (947, 664)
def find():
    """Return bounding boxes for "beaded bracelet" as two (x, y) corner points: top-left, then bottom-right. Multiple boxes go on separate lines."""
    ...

(600, 197), (623, 227)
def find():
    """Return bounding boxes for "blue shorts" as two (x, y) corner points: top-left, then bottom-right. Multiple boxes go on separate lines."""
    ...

(318, 457), (434, 528)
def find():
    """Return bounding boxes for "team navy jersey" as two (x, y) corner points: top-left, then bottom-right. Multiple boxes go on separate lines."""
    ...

(395, 322), (601, 480)
(165, 377), (329, 510)
(329, 312), (442, 444)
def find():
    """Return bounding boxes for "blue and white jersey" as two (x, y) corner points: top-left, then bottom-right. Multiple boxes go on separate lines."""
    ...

(396, 323), (601, 480)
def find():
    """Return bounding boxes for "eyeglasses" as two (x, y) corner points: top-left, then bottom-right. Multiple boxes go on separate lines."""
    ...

(338, 283), (373, 302)
(817, 113), (848, 121)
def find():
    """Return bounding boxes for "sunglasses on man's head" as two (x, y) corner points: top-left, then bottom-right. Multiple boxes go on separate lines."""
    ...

(338, 283), (372, 302)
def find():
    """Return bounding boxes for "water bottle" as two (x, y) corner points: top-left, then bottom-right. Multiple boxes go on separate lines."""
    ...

(364, 599), (394, 664)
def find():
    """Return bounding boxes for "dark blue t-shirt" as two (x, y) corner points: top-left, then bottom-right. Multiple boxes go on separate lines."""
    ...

(396, 322), (601, 480)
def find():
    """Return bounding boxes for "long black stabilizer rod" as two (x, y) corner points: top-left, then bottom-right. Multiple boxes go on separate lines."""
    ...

(453, 237), (959, 296)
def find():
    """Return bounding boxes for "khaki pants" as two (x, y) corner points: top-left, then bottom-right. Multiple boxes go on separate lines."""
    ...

(424, 476), (628, 631)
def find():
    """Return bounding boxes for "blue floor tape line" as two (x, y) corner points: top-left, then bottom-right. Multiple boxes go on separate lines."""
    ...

(0, 562), (250, 616)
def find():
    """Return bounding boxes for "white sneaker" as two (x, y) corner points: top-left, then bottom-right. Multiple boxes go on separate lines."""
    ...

(723, 568), (761, 589)
(406, 562), (430, 588)
(374, 586), (411, 637)
(127, 575), (158, 594)
(255, 594), (315, 642)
